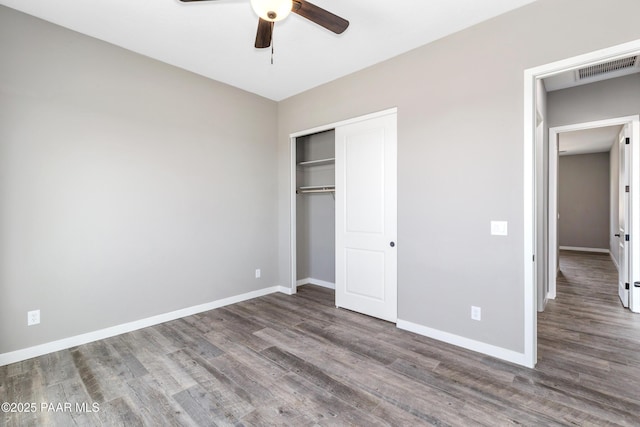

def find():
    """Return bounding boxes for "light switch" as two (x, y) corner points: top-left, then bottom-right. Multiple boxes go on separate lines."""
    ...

(491, 221), (508, 236)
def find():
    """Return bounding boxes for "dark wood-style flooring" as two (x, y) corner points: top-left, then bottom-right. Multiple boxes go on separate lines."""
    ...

(2, 250), (640, 425)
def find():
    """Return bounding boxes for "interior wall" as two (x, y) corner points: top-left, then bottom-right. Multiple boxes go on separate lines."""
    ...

(296, 130), (335, 284)
(0, 6), (278, 355)
(547, 74), (640, 127)
(277, 0), (640, 354)
(558, 153), (611, 249)
(547, 73), (640, 265)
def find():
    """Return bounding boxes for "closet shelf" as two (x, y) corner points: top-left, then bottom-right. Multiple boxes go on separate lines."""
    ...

(297, 158), (335, 167)
(297, 185), (335, 194)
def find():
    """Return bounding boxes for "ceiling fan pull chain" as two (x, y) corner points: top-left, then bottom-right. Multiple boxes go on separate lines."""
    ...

(271, 22), (275, 65)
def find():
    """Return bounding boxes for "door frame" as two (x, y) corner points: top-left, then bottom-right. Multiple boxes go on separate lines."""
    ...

(524, 39), (640, 368)
(547, 116), (640, 302)
(288, 107), (398, 294)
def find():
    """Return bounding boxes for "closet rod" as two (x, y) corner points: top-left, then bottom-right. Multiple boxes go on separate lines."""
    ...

(296, 187), (335, 194)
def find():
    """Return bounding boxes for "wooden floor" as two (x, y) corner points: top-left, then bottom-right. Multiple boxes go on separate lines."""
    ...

(2, 251), (640, 426)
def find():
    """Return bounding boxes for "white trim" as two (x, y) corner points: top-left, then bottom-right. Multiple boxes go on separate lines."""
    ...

(397, 319), (529, 367)
(296, 277), (336, 289)
(288, 107), (398, 294)
(525, 38), (640, 369)
(276, 285), (296, 295)
(549, 116), (639, 301)
(0, 286), (283, 367)
(289, 136), (298, 295)
(559, 246), (609, 253)
(630, 117), (640, 313)
(610, 251), (620, 269)
(524, 66), (537, 368)
(525, 39), (640, 80)
(289, 108), (398, 138)
(549, 117), (638, 132)
(548, 130), (558, 301)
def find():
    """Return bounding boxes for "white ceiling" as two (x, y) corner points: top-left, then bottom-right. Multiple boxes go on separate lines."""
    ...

(559, 125), (622, 156)
(0, 0), (537, 101)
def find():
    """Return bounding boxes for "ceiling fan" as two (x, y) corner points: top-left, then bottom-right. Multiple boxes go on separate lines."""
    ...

(179, 0), (349, 49)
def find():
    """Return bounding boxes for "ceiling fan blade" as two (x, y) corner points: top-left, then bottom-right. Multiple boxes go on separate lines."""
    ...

(255, 18), (273, 49)
(292, 0), (349, 34)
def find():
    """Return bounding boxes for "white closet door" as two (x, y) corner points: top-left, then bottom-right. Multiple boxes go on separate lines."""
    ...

(335, 112), (397, 322)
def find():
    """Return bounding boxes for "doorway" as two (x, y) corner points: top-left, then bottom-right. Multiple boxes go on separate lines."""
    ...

(295, 130), (336, 291)
(524, 39), (640, 367)
(289, 108), (398, 322)
(547, 118), (637, 305)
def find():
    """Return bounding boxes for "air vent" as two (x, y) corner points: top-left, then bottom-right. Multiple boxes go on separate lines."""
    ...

(578, 56), (638, 80)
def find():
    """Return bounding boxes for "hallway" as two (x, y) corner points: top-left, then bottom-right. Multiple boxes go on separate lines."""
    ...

(537, 250), (640, 420)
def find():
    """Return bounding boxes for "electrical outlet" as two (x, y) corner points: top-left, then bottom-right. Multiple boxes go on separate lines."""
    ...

(28, 309), (40, 326)
(255, 269), (261, 279)
(471, 306), (481, 321)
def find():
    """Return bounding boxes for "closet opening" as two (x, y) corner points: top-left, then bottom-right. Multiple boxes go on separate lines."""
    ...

(294, 129), (336, 291)
(288, 108), (397, 318)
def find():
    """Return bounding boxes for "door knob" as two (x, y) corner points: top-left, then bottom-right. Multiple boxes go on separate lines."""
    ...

(390, 241), (395, 247)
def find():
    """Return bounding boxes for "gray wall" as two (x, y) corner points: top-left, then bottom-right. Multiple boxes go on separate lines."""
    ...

(277, 0), (640, 353)
(547, 73), (640, 263)
(547, 74), (640, 128)
(296, 131), (335, 284)
(0, 6), (278, 354)
(558, 153), (610, 249)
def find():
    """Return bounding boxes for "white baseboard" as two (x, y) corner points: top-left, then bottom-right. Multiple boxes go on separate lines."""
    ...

(276, 285), (296, 295)
(296, 277), (335, 290)
(396, 319), (530, 368)
(610, 251), (620, 270)
(559, 246), (609, 253)
(0, 286), (282, 367)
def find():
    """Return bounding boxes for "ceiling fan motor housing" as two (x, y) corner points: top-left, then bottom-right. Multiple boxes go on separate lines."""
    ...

(251, 0), (293, 22)
(180, 0), (349, 50)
